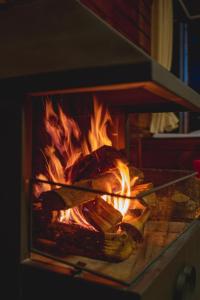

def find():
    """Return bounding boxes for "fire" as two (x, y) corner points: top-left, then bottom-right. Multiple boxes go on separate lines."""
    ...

(81, 96), (112, 155)
(88, 96), (112, 152)
(102, 160), (135, 216)
(35, 96), (137, 226)
(44, 97), (82, 182)
(112, 160), (131, 215)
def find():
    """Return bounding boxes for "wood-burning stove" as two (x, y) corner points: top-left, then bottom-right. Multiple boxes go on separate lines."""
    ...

(17, 88), (200, 300)
(0, 74), (199, 300)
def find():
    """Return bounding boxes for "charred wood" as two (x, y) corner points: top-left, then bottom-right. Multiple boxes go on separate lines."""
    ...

(65, 145), (128, 182)
(45, 223), (135, 262)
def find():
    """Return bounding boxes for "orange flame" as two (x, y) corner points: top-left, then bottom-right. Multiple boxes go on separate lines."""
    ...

(102, 160), (138, 216)
(34, 97), (137, 227)
(81, 96), (112, 155)
(88, 96), (112, 152)
(44, 98), (82, 180)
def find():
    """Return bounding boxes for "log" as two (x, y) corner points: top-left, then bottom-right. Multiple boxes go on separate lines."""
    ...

(44, 222), (135, 262)
(32, 204), (54, 238)
(92, 166), (145, 192)
(121, 208), (150, 242)
(82, 197), (122, 233)
(34, 238), (57, 253)
(65, 145), (128, 182)
(131, 182), (153, 197)
(39, 169), (145, 211)
(39, 179), (99, 211)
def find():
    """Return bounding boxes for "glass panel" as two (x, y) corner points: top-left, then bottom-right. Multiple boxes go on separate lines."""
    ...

(30, 170), (200, 285)
(30, 94), (200, 285)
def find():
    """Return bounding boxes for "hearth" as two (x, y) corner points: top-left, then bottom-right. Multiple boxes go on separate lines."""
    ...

(20, 90), (200, 299)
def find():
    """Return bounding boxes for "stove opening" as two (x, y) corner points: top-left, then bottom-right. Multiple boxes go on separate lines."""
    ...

(27, 90), (200, 285)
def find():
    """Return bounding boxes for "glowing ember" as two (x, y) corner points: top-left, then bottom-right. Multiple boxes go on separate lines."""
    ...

(34, 96), (138, 227)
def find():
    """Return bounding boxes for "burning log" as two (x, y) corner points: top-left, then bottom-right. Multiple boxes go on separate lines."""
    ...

(121, 208), (150, 242)
(91, 166), (145, 194)
(82, 197), (122, 233)
(131, 182), (153, 197)
(65, 145), (128, 182)
(44, 222), (135, 262)
(39, 179), (99, 211)
(39, 170), (146, 212)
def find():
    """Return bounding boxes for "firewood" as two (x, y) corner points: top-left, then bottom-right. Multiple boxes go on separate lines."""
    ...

(39, 172), (122, 212)
(131, 182), (153, 196)
(40, 179), (99, 211)
(92, 166), (144, 191)
(39, 170), (146, 212)
(32, 205), (54, 238)
(65, 145), (128, 182)
(35, 238), (57, 253)
(129, 166), (144, 184)
(46, 223), (135, 262)
(121, 208), (150, 242)
(82, 197), (122, 233)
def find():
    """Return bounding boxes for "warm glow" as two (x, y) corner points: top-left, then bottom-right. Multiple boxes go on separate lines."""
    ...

(81, 96), (112, 155)
(59, 207), (95, 230)
(34, 97), (138, 226)
(88, 96), (112, 152)
(44, 97), (82, 183)
(102, 160), (138, 216)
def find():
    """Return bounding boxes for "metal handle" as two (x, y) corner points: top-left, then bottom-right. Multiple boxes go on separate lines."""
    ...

(174, 265), (196, 300)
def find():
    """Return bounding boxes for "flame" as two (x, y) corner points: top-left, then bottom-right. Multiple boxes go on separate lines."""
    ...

(44, 97), (82, 179)
(34, 96), (137, 227)
(102, 160), (138, 216)
(81, 96), (112, 155)
(88, 96), (112, 152)
(59, 207), (94, 230)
